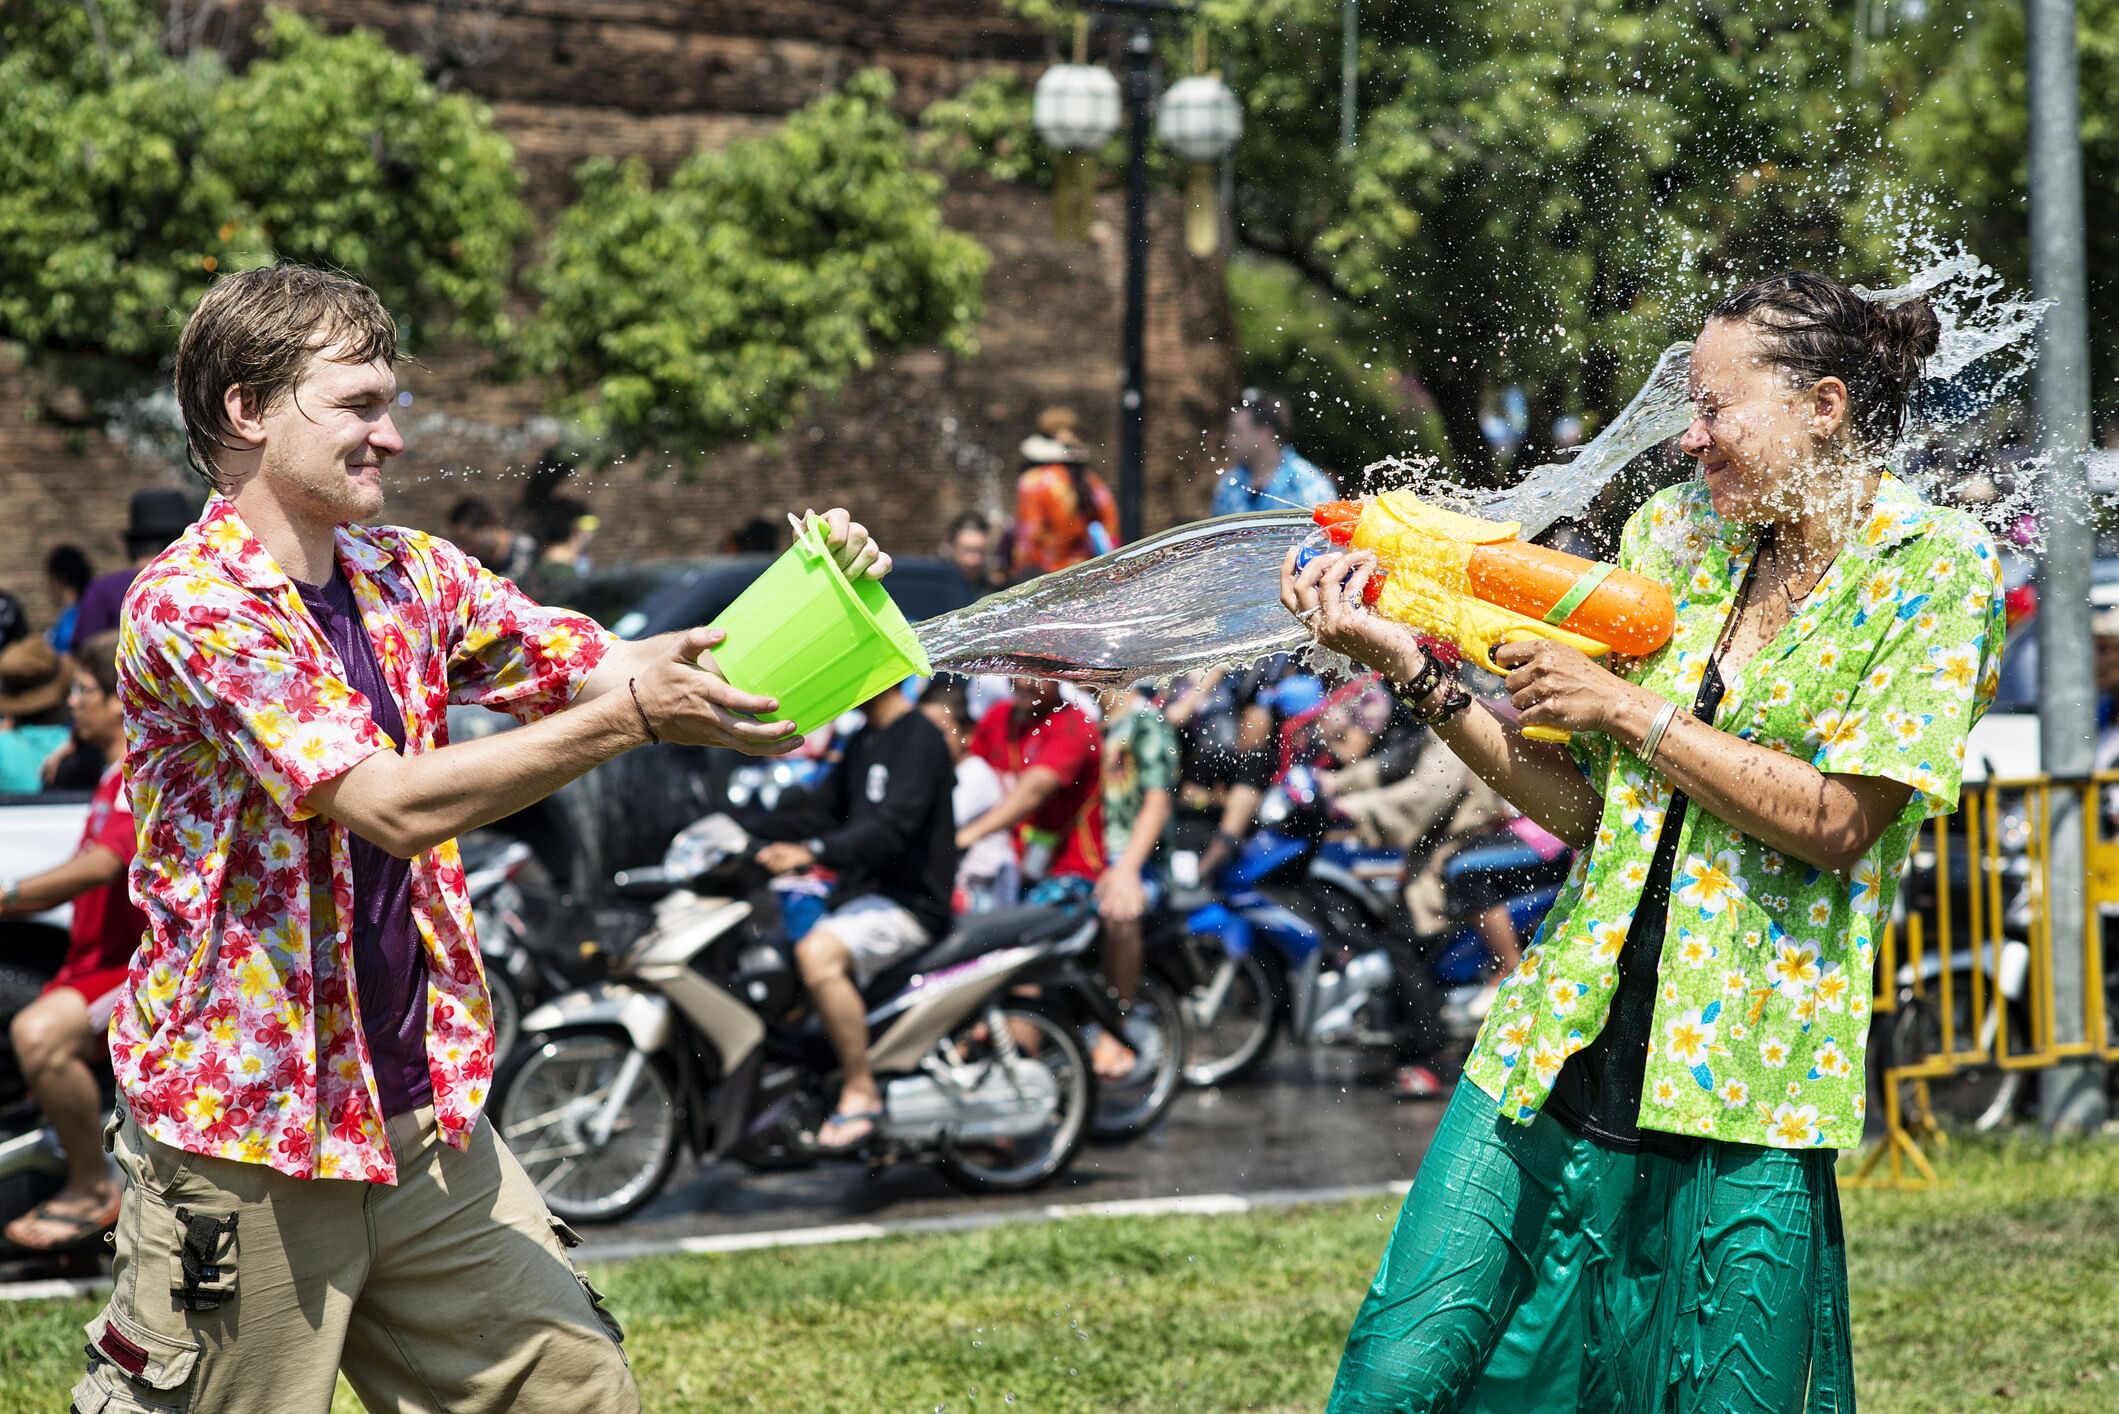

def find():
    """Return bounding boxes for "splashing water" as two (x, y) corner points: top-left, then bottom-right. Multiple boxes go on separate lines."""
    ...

(917, 252), (2047, 685)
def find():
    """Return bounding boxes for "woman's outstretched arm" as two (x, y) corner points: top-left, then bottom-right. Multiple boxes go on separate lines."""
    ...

(1283, 549), (1604, 849)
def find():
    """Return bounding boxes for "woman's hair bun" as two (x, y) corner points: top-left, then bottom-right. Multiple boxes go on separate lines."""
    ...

(1713, 270), (1940, 445)
(1868, 297), (1942, 387)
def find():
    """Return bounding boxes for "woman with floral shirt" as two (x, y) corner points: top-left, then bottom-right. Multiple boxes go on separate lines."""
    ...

(1285, 271), (2005, 1411)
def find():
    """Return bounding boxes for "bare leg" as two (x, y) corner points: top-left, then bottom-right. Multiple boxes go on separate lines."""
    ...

(1092, 915), (1144, 1081)
(5, 990), (118, 1248)
(1475, 904), (1524, 975)
(794, 929), (882, 1146)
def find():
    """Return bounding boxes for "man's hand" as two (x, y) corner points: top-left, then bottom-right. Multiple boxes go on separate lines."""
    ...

(1095, 865), (1147, 924)
(633, 626), (802, 755)
(806, 508), (893, 582)
(757, 841), (817, 875)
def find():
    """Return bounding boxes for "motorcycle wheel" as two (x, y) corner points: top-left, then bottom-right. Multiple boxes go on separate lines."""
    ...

(1179, 941), (1281, 1089)
(1090, 972), (1189, 1141)
(492, 1030), (680, 1224)
(937, 997), (1094, 1194)
(484, 965), (524, 1068)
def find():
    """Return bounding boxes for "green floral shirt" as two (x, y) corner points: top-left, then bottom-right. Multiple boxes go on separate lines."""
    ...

(1462, 475), (2005, 1150)
(1104, 703), (1180, 863)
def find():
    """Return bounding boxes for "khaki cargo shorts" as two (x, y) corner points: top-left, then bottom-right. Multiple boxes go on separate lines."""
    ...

(70, 1107), (638, 1414)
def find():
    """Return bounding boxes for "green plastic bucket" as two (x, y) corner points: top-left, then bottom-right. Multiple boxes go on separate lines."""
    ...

(704, 519), (932, 735)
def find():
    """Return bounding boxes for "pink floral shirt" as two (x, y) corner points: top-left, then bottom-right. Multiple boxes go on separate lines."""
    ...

(114, 498), (609, 1182)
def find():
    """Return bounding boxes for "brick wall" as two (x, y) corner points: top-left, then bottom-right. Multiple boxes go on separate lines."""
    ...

(0, 0), (1237, 625)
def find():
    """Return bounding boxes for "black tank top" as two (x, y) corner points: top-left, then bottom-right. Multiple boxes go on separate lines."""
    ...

(1542, 655), (1727, 1157)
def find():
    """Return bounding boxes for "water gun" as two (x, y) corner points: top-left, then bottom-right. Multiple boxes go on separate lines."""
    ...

(1305, 491), (1675, 743)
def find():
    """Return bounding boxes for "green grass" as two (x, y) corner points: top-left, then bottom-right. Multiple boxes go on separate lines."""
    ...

(6, 1135), (2119, 1412)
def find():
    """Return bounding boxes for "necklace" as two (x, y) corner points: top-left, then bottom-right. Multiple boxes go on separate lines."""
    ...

(1715, 527), (1839, 677)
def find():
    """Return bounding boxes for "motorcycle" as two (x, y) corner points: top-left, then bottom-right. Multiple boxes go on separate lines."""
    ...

(1169, 768), (1563, 1089)
(491, 816), (1107, 1223)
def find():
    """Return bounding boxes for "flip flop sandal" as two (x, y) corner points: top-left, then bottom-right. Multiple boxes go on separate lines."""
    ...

(1088, 1030), (1139, 1083)
(813, 1108), (885, 1155)
(5, 1197), (121, 1253)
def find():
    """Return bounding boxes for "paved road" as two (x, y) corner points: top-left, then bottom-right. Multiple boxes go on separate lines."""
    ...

(0, 1052), (1444, 1294)
(588, 1049), (1447, 1256)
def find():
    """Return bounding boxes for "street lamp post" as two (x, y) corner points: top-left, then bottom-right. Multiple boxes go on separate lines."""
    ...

(1035, 0), (1202, 547)
(1118, 18), (1156, 546)
(2026, 0), (2105, 1131)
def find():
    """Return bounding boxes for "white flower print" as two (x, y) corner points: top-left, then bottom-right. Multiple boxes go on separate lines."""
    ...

(1767, 941), (1822, 1000)
(1766, 1103), (1822, 1146)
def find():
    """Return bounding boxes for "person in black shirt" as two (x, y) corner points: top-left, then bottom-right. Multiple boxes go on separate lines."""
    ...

(751, 682), (959, 1152)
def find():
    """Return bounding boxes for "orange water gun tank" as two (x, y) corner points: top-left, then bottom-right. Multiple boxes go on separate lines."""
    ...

(1310, 496), (1675, 666)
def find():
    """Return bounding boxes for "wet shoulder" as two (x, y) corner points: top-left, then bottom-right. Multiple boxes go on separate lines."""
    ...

(1861, 486), (2004, 593)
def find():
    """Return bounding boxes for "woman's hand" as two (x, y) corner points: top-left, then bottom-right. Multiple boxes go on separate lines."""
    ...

(1496, 640), (1635, 736)
(1280, 548), (1427, 682)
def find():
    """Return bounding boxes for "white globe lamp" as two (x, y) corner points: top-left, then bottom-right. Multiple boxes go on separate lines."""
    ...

(1156, 74), (1243, 254)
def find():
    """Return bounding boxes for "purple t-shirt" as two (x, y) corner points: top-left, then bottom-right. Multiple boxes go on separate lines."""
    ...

(73, 567), (139, 643)
(293, 571), (431, 1117)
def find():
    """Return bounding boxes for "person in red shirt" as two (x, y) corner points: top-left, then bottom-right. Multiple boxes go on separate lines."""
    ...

(961, 678), (1104, 889)
(1, 631), (142, 1250)
(959, 678), (1138, 1079)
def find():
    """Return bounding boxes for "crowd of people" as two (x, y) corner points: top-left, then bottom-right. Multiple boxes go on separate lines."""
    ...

(946, 388), (1336, 592)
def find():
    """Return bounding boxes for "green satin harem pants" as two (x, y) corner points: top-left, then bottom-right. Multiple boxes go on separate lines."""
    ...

(1328, 1084), (1854, 1413)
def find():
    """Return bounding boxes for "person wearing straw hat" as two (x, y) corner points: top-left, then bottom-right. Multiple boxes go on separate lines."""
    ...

(1011, 406), (1118, 580)
(80, 261), (895, 1414)
(0, 638), (75, 793)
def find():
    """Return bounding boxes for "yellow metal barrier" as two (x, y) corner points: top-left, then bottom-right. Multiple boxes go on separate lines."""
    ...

(1850, 773), (2119, 1189)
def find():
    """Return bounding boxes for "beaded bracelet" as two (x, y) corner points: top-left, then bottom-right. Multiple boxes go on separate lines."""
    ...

(1386, 652), (1445, 709)
(1410, 678), (1474, 727)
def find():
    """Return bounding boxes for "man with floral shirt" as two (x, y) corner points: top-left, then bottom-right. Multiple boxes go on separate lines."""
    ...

(77, 264), (894, 1414)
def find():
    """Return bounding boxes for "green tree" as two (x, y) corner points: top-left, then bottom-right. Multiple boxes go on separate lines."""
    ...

(999, 1), (2018, 477)
(1212, 0), (1926, 480)
(0, 3), (526, 390)
(524, 69), (990, 464)
(1892, 0), (2119, 428)
(1227, 254), (1450, 485)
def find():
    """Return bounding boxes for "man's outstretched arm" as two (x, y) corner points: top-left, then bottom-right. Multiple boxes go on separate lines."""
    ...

(307, 625), (794, 860)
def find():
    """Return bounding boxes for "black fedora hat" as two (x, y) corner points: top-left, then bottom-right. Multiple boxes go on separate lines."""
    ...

(125, 487), (200, 555)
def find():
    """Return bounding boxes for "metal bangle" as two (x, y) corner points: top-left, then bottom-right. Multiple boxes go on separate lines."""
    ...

(1639, 700), (1680, 764)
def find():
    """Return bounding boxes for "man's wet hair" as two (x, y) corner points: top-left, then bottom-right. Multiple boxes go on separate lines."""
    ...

(174, 263), (398, 490)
